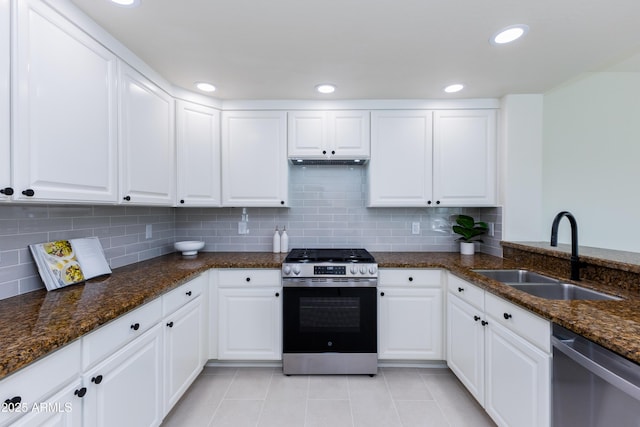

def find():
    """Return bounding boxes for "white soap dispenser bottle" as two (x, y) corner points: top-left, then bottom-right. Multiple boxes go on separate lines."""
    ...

(280, 226), (289, 253)
(272, 226), (281, 253)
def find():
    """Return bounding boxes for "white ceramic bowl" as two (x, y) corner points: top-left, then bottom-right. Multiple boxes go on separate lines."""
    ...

(174, 240), (205, 256)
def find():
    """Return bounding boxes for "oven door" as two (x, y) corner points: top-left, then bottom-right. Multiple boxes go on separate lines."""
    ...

(282, 284), (377, 354)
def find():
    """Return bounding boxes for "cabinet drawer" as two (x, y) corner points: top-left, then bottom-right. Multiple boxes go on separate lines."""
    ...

(0, 340), (81, 427)
(218, 269), (281, 287)
(163, 273), (205, 316)
(485, 292), (550, 353)
(82, 298), (162, 370)
(379, 269), (442, 287)
(448, 274), (484, 310)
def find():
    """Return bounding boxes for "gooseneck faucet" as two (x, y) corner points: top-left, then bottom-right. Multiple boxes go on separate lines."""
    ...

(550, 211), (582, 281)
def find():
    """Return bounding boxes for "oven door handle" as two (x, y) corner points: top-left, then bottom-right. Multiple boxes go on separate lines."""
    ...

(551, 336), (640, 400)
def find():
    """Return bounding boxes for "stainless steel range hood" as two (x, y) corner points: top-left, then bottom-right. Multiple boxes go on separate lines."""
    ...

(289, 158), (368, 166)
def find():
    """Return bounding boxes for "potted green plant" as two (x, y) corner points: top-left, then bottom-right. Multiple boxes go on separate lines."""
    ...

(452, 214), (489, 255)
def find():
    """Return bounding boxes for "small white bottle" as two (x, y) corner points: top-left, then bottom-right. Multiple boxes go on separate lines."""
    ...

(280, 226), (289, 253)
(272, 226), (281, 253)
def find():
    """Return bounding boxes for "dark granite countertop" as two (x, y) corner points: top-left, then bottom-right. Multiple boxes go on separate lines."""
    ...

(1, 249), (638, 381)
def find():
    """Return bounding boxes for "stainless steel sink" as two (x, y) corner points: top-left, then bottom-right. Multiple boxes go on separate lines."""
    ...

(473, 269), (560, 283)
(473, 269), (621, 301)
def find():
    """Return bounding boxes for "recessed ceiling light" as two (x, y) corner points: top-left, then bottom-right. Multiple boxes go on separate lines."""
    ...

(444, 84), (464, 93)
(490, 24), (529, 45)
(110, 0), (141, 7)
(315, 84), (336, 94)
(195, 82), (216, 93)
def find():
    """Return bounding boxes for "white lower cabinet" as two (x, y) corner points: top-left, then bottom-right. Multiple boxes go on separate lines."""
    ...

(83, 324), (163, 427)
(378, 269), (443, 360)
(217, 269), (282, 360)
(11, 379), (84, 427)
(446, 273), (551, 427)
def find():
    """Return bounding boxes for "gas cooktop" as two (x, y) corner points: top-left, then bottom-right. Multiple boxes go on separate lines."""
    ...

(284, 248), (375, 263)
(282, 248), (378, 279)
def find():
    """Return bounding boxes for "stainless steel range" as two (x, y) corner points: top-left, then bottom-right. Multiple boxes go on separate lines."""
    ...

(282, 248), (378, 375)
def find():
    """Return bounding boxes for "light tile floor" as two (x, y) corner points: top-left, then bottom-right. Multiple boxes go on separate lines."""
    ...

(162, 366), (496, 427)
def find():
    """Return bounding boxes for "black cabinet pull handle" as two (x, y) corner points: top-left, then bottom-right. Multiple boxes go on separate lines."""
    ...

(380, 291), (385, 296)
(503, 313), (512, 320)
(186, 291), (192, 296)
(167, 321), (174, 328)
(22, 189), (34, 197)
(458, 287), (464, 292)
(408, 277), (413, 282)
(4, 396), (21, 407)
(180, 199), (185, 204)
(123, 195), (131, 201)
(246, 277), (251, 282)
(275, 292), (279, 297)
(0, 187), (13, 196)
(91, 375), (103, 384)
(74, 388), (87, 398)
(474, 315), (481, 321)
(481, 320), (489, 326)
(130, 323), (140, 331)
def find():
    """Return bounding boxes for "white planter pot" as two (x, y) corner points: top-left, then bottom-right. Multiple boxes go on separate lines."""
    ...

(460, 242), (475, 255)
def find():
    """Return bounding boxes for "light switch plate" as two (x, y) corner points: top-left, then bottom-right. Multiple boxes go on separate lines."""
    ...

(412, 222), (420, 235)
(145, 224), (152, 239)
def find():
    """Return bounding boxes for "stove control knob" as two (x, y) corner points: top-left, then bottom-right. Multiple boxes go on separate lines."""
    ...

(350, 265), (358, 275)
(369, 265), (378, 275)
(283, 265), (292, 275)
(293, 266), (301, 275)
(359, 266), (367, 274)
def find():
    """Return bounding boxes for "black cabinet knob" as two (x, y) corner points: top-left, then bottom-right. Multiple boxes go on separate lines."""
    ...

(503, 313), (512, 320)
(408, 277), (414, 282)
(186, 291), (192, 296)
(481, 320), (489, 326)
(91, 375), (103, 384)
(123, 195), (131, 201)
(427, 200), (432, 205)
(180, 199), (185, 204)
(22, 189), (34, 197)
(458, 287), (464, 292)
(331, 150), (335, 155)
(436, 200), (441, 205)
(322, 150), (327, 155)
(0, 187), (13, 196)
(167, 321), (174, 328)
(280, 200), (285, 205)
(275, 292), (280, 297)
(130, 323), (140, 331)
(474, 315), (481, 321)
(246, 277), (251, 282)
(74, 388), (87, 398)
(380, 292), (385, 296)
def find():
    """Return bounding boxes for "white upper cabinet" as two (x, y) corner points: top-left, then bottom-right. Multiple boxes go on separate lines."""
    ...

(433, 110), (497, 206)
(288, 110), (370, 160)
(176, 100), (221, 207)
(368, 110), (434, 206)
(119, 63), (175, 205)
(12, 0), (118, 203)
(221, 111), (288, 207)
(0, 0), (9, 201)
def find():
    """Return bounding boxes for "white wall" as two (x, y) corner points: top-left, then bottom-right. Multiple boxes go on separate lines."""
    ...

(542, 72), (640, 252)
(500, 94), (544, 242)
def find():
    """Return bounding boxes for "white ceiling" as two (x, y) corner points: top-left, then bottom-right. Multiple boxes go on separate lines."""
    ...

(69, 0), (640, 100)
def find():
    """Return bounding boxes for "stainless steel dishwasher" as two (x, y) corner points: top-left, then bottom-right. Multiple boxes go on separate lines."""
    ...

(552, 324), (640, 426)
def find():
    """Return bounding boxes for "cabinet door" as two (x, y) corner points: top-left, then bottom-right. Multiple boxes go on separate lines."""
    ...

(0, 0), (9, 201)
(287, 111), (327, 159)
(217, 287), (282, 360)
(329, 110), (370, 159)
(83, 324), (163, 427)
(119, 63), (175, 206)
(12, 0), (118, 203)
(221, 111), (288, 207)
(11, 379), (84, 427)
(176, 100), (221, 206)
(378, 287), (442, 360)
(164, 296), (204, 413)
(433, 110), (497, 206)
(369, 110), (433, 206)
(446, 293), (485, 405)
(485, 320), (550, 427)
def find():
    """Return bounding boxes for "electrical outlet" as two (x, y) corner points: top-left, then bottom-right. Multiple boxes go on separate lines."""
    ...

(238, 221), (248, 235)
(145, 224), (152, 239)
(411, 222), (420, 235)
(488, 222), (495, 237)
